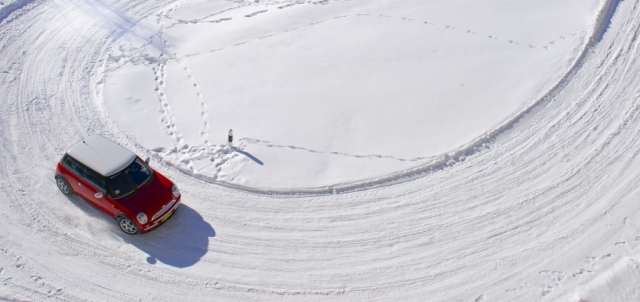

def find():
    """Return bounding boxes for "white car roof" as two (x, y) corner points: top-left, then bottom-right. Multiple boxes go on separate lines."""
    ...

(67, 135), (137, 177)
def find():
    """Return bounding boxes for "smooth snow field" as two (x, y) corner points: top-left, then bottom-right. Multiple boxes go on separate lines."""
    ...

(2, 0), (640, 300)
(105, 0), (599, 190)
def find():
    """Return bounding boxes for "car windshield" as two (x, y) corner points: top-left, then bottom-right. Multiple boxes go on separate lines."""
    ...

(106, 158), (152, 198)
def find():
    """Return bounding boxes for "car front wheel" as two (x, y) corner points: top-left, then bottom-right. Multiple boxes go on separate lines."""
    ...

(55, 175), (73, 195)
(117, 216), (140, 235)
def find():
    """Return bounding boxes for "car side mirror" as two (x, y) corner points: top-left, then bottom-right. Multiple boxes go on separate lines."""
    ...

(145, 157), (150, 164)
(94, 192), (104, 199)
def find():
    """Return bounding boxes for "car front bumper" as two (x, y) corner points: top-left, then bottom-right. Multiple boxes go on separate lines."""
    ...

(141, 197), (181, 232)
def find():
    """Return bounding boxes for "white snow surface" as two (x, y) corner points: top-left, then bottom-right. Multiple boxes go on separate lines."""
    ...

(103, 0), (600, 190)
(2, 0), (640, 301)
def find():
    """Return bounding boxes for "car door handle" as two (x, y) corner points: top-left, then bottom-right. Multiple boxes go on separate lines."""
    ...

(78, 183), (84, 187)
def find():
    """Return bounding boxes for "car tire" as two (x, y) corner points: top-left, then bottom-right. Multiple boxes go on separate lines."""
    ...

(117, 216), (140, 235)
(55, 175), (73, 195)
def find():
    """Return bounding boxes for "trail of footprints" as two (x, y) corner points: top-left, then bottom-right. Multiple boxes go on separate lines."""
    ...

(240, 138), (434, 162)
(106, 1), (586, 175)
(0, 246), (64, 298)
(505, 216), (640, 298)
(178, 9), (583, 58)
(153, 5), (186, 153)
(163, 4), (240, 28)
(150, 4), (214, 154)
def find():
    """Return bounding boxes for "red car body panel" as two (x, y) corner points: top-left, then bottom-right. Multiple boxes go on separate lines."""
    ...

(56, 161), (180, 233)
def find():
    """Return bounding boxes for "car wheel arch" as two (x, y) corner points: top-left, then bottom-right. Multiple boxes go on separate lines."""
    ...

(55, 174), (74, 195)
(115, 214), (140, 235)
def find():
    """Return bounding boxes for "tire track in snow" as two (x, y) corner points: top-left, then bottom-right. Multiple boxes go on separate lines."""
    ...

(1, 0), (640, 301)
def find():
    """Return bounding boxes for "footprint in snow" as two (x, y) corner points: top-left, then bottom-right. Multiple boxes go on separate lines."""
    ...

(573, 269), (593, 277)
(541, 285), (553, 297)
(245, 10), (267, 18)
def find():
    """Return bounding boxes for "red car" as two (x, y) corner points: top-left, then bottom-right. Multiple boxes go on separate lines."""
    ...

(55, 135), (181, 234)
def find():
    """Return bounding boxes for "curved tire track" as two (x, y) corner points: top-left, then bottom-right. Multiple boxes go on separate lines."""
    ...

(0, 0), (639, 301)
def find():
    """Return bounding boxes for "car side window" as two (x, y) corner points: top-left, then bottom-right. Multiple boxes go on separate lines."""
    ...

(62, 155), (108, 193)
(62, 154), (86, 178)
(84, 167), (108, 193)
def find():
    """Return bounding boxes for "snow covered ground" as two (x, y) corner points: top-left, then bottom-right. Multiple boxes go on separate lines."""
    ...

(102, 0), (600, 190)
(1, 0), (640, 301)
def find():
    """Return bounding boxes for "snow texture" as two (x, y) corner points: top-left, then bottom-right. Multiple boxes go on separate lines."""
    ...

(2, 0), (640, 301)
(102, 0), (601, 190)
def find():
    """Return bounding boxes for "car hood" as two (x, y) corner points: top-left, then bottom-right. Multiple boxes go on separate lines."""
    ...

(117, 171), (175, 216)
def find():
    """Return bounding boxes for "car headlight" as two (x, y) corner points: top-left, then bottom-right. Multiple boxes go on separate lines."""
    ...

(136, 212), (148, 224)
(172, 185), (180, 198)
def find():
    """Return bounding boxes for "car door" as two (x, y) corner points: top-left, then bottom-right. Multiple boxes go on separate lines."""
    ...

(60, 155), (89, 196)
(62, 155), (116, 216)
(80, 167), (118, 217)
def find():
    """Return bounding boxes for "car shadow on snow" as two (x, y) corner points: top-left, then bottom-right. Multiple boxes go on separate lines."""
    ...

(119, 204), (216, 268)
(60, 191), (214, 268)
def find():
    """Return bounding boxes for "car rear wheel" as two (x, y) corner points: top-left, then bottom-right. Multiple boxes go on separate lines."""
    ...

(117, 216), (140, 235)
(55, 175), (73, 195)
